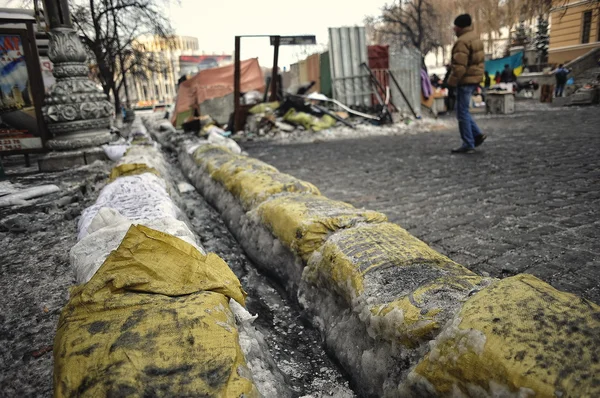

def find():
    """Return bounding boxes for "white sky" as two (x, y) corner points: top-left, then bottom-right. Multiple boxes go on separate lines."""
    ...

(166, 0), (391, 69)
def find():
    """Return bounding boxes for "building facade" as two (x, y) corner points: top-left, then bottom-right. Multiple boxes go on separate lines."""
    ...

(122, 35), (201, 107)
(549, 0), (600, 64)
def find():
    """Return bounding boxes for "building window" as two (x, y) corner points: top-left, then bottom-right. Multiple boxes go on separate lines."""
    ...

(582, 11), (592, 44)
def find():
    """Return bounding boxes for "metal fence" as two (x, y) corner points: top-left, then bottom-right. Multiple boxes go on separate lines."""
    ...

(328, 26), (372, 108)
(389, 46), (422, 116)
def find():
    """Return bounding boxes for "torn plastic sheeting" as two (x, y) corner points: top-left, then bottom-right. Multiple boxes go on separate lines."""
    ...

(78, 174), (179, 240)
(55, 225), (253, 397)
(71, 210), (202, 284)
(403, 274), (600, 397)
(0, 184), (60, 207)
(254, 193), (387, 261)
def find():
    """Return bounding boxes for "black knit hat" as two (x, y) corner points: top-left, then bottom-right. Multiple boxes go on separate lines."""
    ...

(454, 14), (472, 28)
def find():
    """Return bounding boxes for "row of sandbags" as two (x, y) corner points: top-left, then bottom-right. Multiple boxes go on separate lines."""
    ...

(55, 120), (289, 397)
(172, 140), (600, 397)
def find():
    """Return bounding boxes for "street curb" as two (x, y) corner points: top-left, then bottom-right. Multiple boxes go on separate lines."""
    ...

(54, 119), (289, 397)
(164, 119), (600, 397)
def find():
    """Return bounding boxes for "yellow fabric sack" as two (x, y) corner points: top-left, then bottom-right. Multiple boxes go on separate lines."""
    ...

(192, 145), (239, 174)
(283, 109), (336, 131)
(410, 274), (600, 397)
(210, 156), (278, 185)
(249, 101), (280, 114)
(221, 169), (321, 210)
(256, 193), (387, 260)
(303, 222), (475, 305)
(54, 225), (255, 397)
(109, 163), (160, 182)
(303, 222), (485, 347)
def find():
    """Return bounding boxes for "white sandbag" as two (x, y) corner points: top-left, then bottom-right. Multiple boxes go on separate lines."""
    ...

(208, 131), (242, 154)
(177, 182), (196, 194)
(159, 121), (177, 133)
(71, 215), (202, 284)
(77, 174), (179, 240)
(0, 184), (60, 207)
(117, 145), (169, 179)
(102, 144), (129, 161)
(86, 207), (129, 235)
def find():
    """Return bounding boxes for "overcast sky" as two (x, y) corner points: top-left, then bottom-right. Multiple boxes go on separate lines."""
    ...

(166, 0), (391, 69)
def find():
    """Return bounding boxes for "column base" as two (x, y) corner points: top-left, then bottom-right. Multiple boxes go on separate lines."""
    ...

(38, 147), (108, 172)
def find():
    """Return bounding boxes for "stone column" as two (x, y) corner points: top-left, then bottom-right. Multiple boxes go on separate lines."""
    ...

(41, 0), (113, 153)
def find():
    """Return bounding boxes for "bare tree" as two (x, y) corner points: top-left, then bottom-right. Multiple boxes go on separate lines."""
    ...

(70, 0), (174, 113)
(375, 0), (446, 56)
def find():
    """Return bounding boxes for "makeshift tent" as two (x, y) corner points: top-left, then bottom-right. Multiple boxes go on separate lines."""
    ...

(171, 58), (265, 127)
(485, 51), (524, 78)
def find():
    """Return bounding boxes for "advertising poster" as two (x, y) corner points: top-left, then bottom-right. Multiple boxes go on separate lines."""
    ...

(0, 34), (42, 152)
(179, 55), (233, 76)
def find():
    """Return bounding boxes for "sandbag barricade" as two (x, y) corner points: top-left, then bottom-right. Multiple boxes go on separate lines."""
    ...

(56, 123), (290, 397)
(173, 137), (600, 398)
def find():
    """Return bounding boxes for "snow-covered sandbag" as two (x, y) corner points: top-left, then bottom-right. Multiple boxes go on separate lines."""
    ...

(77, 173), (179, 240)
(0, 184), (60, 207)
(207, 131), (242, 154)
(159, 120), (176, 133)
(71, 215), (202, 284)
(102, 144), (129, 162)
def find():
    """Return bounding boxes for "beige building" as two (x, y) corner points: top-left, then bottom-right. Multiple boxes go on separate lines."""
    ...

(549, 0), (600, 64)
(122, 35), (200, 106)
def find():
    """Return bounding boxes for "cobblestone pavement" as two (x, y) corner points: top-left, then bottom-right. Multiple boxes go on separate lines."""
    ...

(244, 105), (600, 304)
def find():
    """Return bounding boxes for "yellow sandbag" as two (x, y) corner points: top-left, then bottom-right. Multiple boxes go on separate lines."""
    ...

(54, 225), (255, 397)
(303, 222), (474, 305)
(312, 115), (336, 132)
(256, 193), (387, 260)
(410, 274), (600, 397)
(109, 163), (160, 182)
(192, 145), (239, 174)
(249, 101), (280, 114)
(302, 222), (484, 346)
(211, 156), (278, 184)
(283, 109), (336, 131)
(221, 168), (321, 210)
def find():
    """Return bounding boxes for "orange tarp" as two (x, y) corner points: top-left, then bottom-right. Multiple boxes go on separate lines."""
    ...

(171, 58), (265, 125)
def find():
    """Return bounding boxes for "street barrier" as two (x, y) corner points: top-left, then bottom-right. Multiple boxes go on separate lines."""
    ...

(54, 121), (290, 397)
(172, 136), (600, 397)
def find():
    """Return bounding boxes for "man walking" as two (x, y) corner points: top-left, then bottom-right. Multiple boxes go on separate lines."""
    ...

(447, 14), (487, 154)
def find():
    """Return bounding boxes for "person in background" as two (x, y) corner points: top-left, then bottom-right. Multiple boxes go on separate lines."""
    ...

(494, 71), (501, 84)
(431, 74), (442, 88)
(500, 64), (516, 83)
(552, 64), (571, 97)
(443, 64), (456, 112)
(447, 13), (487, 154)
(484, 71), (491, 88)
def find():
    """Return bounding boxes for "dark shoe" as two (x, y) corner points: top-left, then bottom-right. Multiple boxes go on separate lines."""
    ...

(451, 146), (475, 154)
(474, 134), (487, 147)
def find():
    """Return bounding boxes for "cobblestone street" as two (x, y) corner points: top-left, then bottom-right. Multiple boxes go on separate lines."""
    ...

(245, 105), (600, 304)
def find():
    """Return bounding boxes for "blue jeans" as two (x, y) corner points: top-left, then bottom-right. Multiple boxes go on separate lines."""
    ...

(456, 85), (483, 149)
(555, 83), (565, 97)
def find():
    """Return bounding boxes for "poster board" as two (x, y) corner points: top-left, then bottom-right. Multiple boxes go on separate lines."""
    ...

(0, 28), (48, 155)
